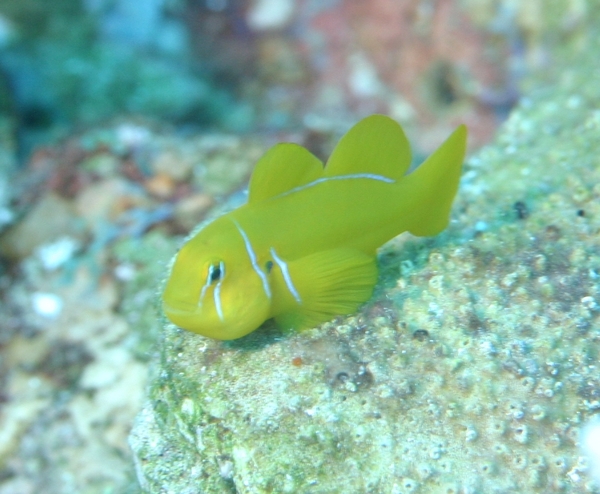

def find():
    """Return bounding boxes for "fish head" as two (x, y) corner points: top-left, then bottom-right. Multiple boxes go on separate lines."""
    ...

(162, 217), (271, 340)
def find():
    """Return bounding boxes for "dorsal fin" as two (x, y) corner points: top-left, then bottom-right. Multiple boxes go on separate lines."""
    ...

(324, 114), (411, 180)
(248, 143), (323, 203)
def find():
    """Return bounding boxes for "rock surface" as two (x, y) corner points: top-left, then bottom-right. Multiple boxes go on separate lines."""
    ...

(129, 11), (600, 494)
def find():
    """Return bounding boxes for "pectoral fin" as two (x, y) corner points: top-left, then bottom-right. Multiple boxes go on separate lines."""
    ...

(274, 249), (378, 331)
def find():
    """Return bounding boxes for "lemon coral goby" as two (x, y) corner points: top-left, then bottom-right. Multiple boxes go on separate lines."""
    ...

(162, 115), (467, 340)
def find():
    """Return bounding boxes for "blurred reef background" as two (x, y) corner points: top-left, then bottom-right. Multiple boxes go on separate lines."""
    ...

(1, 1), (600, 493)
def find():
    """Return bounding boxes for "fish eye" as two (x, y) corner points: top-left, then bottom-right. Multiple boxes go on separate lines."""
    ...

(208, 261), (225, 284)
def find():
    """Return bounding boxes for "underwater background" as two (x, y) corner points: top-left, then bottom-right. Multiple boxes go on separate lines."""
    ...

(0, 0), (599, 492)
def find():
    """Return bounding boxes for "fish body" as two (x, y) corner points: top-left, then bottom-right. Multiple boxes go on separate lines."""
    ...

(162, 115), (467, 340)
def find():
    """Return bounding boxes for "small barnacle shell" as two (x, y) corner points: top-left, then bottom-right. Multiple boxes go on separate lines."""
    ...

(512, 424), (529, 444)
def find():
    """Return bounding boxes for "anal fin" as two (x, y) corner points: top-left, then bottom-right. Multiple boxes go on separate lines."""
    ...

(274, 249), (378, 331)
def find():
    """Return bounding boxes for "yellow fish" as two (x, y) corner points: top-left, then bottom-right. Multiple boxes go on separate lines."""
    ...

(162, 115), (467, 340)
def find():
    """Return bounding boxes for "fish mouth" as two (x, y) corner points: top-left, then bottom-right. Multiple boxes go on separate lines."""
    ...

(162, 302), (204, 332)
(162, 301), (229, 337)
(162, 301), (199, 318)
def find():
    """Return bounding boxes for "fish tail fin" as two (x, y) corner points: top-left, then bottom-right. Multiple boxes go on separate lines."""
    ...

(403, 124), (467, 237)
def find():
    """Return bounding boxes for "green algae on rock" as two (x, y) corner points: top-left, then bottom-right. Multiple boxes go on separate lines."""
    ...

(130, 24), (600, 494)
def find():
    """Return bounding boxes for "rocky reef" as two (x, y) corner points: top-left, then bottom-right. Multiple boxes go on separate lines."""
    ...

(1, 1), (599, 493)
(129, 10), (600, 494)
